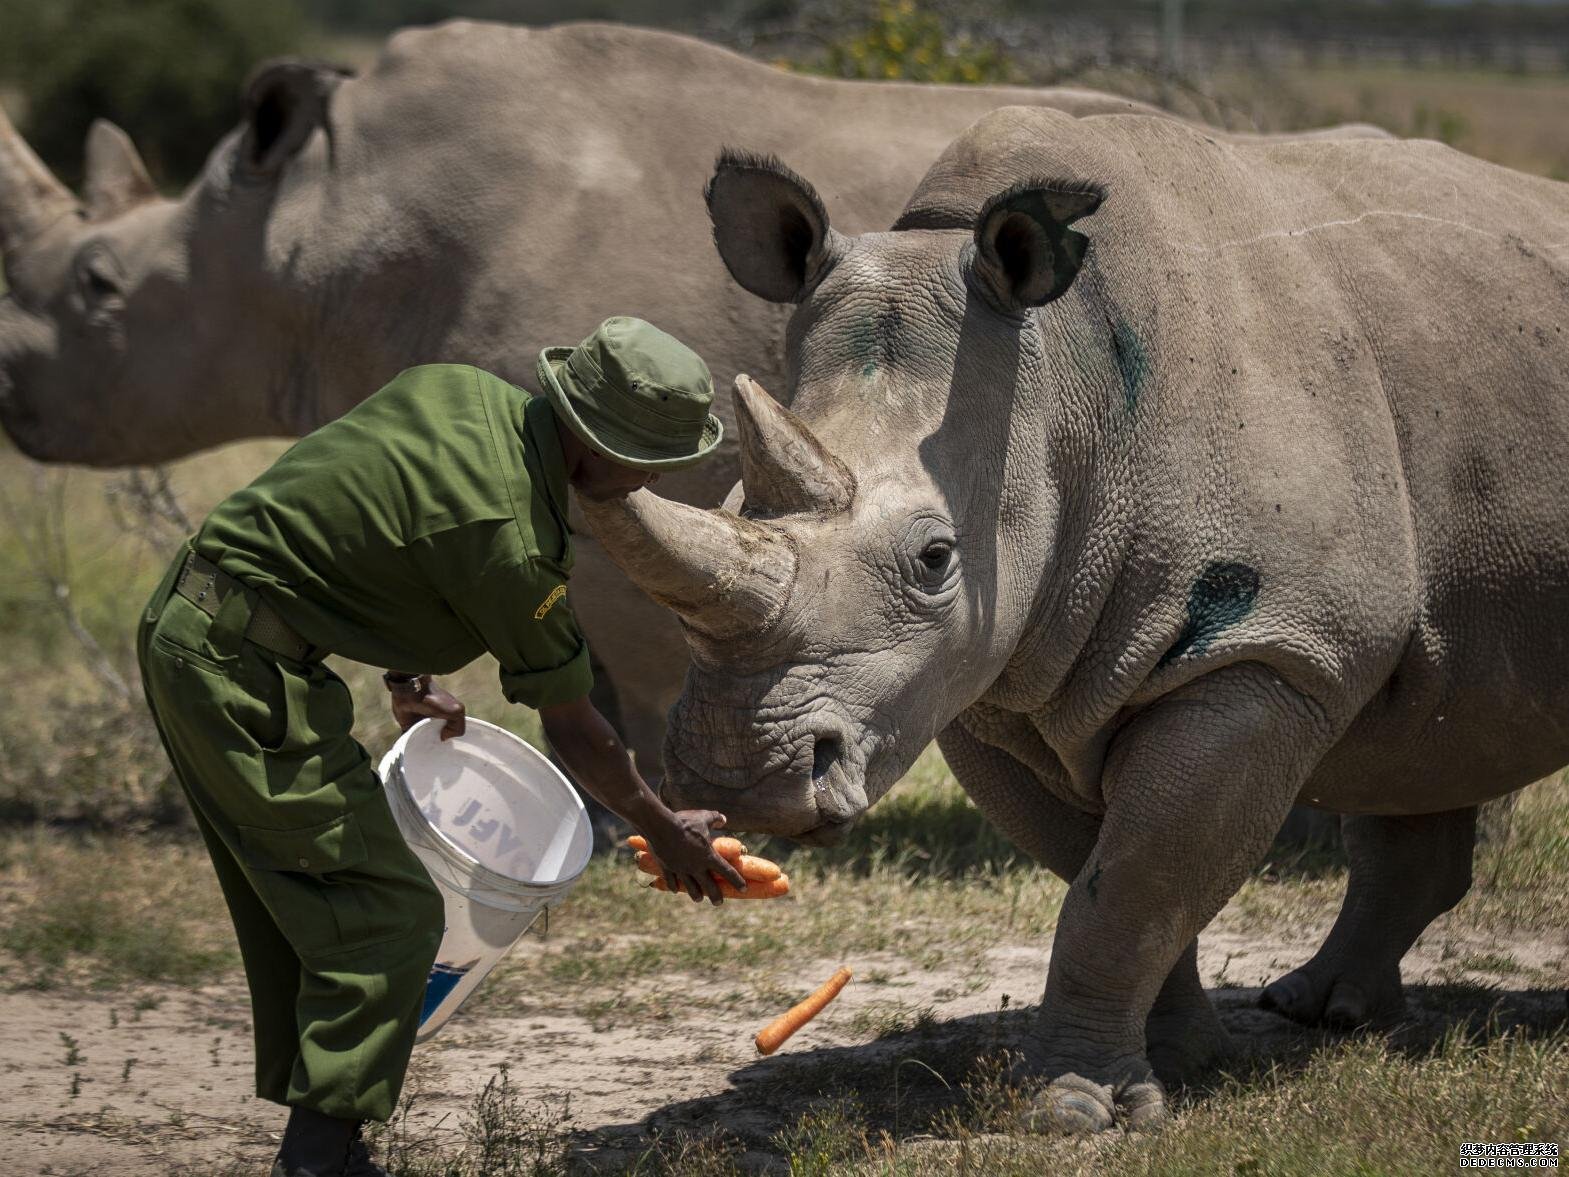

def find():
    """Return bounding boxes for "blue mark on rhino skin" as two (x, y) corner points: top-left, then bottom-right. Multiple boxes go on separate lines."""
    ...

(847, 304), (907, 379)
(1157, 561), (1261, 668)
(1110, 318), (1149, 413)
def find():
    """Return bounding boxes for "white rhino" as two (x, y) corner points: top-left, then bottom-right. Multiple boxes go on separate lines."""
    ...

(0, 20), (1173, 776)
(581, 107), (1569, 1130)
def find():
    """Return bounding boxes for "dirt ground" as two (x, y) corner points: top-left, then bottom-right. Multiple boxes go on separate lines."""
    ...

(5, 901), (1564, 1176)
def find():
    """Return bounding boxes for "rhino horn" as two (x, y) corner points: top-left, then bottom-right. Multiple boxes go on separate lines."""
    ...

(579, 489), (795, 641)
(84, 120), (157, 221)
(734, 375), (855, 516)
(0, 103), (78, 256)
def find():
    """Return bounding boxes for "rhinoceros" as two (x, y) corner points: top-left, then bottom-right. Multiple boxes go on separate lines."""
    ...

(578, 107), (1569, 1130)
(0, 20), (1182, 778)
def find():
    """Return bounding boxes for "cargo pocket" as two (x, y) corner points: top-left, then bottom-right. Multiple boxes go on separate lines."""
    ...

(237, 812), (396, 958)
(249, 656), (354, 757)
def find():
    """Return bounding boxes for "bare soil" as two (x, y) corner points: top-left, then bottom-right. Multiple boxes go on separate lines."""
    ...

(4, 907), (1564, 1176)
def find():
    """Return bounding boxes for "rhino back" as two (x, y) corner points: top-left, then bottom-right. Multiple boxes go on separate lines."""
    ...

(267, 23), (1164, 513)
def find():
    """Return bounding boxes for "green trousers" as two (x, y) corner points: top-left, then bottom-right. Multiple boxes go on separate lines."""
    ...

(137, 546), (444, 1122)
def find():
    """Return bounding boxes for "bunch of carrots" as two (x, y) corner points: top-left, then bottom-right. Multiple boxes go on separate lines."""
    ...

(627, 835), (853, 1054)
(626, 834), (790, 899)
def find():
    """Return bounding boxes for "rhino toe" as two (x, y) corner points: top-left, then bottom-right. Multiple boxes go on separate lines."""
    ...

(1261, 965), (1406, 1028)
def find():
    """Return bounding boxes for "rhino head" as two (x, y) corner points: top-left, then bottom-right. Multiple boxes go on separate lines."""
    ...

(0, 61), (346, 464)
(581, 147), (1107, 843)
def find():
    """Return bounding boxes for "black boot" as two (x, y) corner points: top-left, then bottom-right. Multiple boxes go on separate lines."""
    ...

(270, 1106), (388, 1177)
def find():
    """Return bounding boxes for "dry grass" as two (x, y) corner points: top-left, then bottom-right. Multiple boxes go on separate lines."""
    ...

(1233, 64), (1569, 179)
(0, 829), (233, 988)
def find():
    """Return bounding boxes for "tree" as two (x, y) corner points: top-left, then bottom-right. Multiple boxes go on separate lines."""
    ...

(7, 0), (306, 189)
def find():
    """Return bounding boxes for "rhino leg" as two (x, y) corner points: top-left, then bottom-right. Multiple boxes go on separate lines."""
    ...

(1019, 664), (1330, 1134)
(938, 721), (1229, 1088)
(1260, 806), (1476, 1028)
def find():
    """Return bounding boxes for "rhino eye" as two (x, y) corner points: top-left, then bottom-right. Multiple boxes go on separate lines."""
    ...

(919, 542), (952, 573)
(76, 245), (126, 307)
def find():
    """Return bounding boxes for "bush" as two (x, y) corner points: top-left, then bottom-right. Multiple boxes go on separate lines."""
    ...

(6, 0), (306, 189)
(813, 1), (1013, 85)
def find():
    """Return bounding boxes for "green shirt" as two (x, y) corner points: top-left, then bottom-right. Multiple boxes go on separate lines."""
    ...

(196, 364), (593, 709)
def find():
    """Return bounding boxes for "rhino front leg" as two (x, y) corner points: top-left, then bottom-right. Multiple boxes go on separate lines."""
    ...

(939, 720), (1229, 1085)
(1261, 806), (1476, 1027)
(1023, 663), (1333, 1133)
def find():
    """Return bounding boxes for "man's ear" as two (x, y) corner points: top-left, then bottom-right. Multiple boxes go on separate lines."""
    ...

(238, 59), (352, 178)
(969, 183), (1103, 312)
(705, 149), (842, 304)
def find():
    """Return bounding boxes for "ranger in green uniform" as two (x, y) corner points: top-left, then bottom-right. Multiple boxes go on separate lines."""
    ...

(137, 318), (746, 1177)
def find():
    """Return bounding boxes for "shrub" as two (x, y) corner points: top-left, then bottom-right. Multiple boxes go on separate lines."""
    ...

(6, 0), (306, 188)
(810, 1), (1014, 85)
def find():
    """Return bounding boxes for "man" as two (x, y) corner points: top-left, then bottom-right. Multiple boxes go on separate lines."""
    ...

(136, 317), (746, 1177)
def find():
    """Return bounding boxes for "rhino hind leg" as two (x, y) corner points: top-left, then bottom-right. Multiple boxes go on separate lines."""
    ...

(1260, 806), (1477, 1028)
(938, 719), (1230, 1088)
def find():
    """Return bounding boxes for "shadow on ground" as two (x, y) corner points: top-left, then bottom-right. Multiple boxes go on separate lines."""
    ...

(567, 983), (1568, 1171)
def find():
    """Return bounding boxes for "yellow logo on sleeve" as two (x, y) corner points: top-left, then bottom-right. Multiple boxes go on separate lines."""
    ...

(534, 584), (567, 620)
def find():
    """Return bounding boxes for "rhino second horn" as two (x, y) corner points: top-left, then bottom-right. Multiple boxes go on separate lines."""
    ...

(734, 375), (855, 516)
(0, 103), (79, 256)
(579, 488), (795, 641)
(84, 120), (157, 221)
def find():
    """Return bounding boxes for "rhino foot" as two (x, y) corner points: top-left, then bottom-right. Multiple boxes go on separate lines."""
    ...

(1019, 1072), (1169, 1135)
(1259, 961), (1406, 1029)
(1145, 1001), (1232, 1086)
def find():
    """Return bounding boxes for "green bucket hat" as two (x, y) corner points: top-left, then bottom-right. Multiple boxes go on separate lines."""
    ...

(536, 316), (724, 471)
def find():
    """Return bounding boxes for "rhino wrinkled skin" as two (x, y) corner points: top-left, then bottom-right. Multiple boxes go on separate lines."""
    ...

(582, 107), (1569, 1131)
(0, 20), (1186, 777)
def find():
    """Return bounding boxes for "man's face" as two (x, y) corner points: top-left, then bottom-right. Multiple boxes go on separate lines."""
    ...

(570, 450), (661, 501)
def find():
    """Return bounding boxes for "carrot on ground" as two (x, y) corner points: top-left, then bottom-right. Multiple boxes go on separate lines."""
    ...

(755, 967), (853, 1055)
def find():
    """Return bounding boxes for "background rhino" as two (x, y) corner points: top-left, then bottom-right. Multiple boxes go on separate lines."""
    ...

(0, 19), (1173, 785)
(581, 106), (1569, 1131)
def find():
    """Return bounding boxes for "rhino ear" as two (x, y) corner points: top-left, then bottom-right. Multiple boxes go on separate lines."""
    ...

(239, 59), (351, 178)
(706, 149), (842, 304)
(970, 183), (1103, 312)
(83, 120), (157, 220)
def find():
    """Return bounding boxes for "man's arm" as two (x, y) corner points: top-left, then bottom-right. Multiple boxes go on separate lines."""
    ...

(540, 694), (746, 903)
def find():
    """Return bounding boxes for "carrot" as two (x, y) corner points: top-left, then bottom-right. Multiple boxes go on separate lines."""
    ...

(755, 967), (853, 1055)
(635, 850), (782, 883)
(627, 834), (748, 859)
(651, 874), (790, 900)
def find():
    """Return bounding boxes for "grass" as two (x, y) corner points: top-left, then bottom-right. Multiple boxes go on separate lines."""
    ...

(346, 1021), (1569, 1175)
(0, 828), (233, 987)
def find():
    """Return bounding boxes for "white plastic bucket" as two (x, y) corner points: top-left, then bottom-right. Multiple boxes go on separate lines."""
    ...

(379, 717), (593, 1041)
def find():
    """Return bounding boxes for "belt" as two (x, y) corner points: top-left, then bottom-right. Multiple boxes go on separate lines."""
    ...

(175, 551), (319, 663)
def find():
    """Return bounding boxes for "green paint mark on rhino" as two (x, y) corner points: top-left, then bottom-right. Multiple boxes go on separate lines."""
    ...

(849, 314), (879, 378)
(1110, 319), (1149, 413)
(1158, 561), (1261, 668)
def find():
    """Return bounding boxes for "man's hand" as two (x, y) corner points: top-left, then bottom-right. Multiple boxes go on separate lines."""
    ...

(538, 696), (747, 903)
(387, 674), (466, 741)
(642, 809), (747, 905)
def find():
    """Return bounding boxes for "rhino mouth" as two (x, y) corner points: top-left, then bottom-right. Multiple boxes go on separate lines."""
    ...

(0, 364), (44, 458)
(661, 719), (872, 839)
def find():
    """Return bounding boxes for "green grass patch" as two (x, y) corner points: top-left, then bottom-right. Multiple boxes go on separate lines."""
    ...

(0, 829), (234, 987)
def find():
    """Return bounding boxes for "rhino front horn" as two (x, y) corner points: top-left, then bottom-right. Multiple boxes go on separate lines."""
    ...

(0, 102), (79, 257)
(578, 488), (795, 641)
(734, 375), (855, 517)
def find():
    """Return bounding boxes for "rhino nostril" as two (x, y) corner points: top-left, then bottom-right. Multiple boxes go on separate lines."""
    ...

(811, 736), (840, 782)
